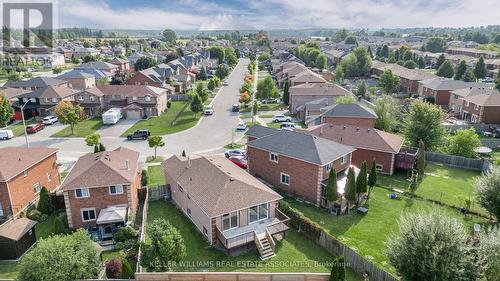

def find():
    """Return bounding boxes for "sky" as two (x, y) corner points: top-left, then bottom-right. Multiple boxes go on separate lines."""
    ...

(52, 0), (500, 30)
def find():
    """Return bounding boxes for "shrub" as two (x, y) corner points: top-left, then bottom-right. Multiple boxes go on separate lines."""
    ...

(167, 100), (171, 108)
(105, 258), (122, 279)
(329, 256), (346, 281)
(27, 210), (42, 221)
(141, 169), (148, 186)
(53, 217), (66, 235)
(474, 166), (500, 220)
(279, 201), (323, 240)
(37, 187), (54, 215)
(115, 226), (138, 242)
(39, 214), (49, 222)
(121, 258), (134, 279)
(99, 143), (106, 152)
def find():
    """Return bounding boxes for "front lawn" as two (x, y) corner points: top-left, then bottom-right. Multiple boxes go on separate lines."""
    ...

(286, 187), (490, 276)
(6, 119), (37, 136)
(121, 101), (200, 136)
(378, 163), (487, 216)
(147, 165), (166, 186)
(146, 200), (362, 279)
(51, 118), (103, 137)
(240, 103), (286, 113)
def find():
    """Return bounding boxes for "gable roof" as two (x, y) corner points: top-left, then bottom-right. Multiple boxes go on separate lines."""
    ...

(1, 87), (29, 100)
(60, 147), (139, 191)
(302, 124), (404, 154)
(372, 61), (437, 81)
(451, 87), (497, 98)
(290, 71), (326, 84)
(164, 155), (281, 217)
(321, 103), (377, 119)
(0, 218), (37, 241)
(4, 77), (67, 88)
(18, 85), (79, 99)
(463, 92), (500, 106)
(247, 128), (355, 165)
(57, 69), (95, 79)
(419, 78), (486, 91)
(290, 82), (351, 96)
(75, 61), (118, 70)
(0, 147), (58, 182)
(245, 125), (279, 139)
(97, 85), (167, 97)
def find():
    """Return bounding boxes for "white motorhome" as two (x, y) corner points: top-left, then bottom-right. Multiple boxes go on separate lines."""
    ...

(0, 130), (14, 140)
(102, 108), (123, 125)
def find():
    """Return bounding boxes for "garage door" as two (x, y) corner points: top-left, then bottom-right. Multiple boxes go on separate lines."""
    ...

(126, 110), (141, 120)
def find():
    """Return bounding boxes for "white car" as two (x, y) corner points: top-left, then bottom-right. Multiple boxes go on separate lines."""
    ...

(225, 149), (246, 158)
(280, 122), (296, 130)
(272, 114), (291, 123)
(42, 116), (58, 125)
(236, 122), (248, 130)
(204, 105), (214, 115)
(223, 80), (229, 86)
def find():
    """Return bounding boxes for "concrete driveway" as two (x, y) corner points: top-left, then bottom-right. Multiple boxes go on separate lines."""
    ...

(27, 122), (68, 137)
(98, 119), (138, 137)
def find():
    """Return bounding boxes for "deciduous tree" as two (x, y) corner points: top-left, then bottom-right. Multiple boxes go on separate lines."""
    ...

(54, 101), (83, 135)
(403, 99), (446, 150)
(474, 166), (500, 220)
(148, 136), (165, 160)
(374, 95), (400, 131)
(256, 76), (278, 99)
(0, 94), (14, 127)
(190, 94), (203, 115)
(162, 29), (177, 44)
(378, 69), (400, 94)
(446, 128), (480, 158)
(134, 57), (157, 71)
(85, 133), (101, 152)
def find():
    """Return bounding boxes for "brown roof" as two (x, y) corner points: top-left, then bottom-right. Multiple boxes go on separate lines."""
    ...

(0, 147), (58, 182)
(97, 85), (167, 97)
(164, 155), (282, 217)
(109, 57), (128, 64)
(372, 61), (437, 81)
(1, 87), (29, 100)
(290, 71), (326, 83)
(301, 124), (404, 154)
(79, 86), (104, 97)
(0, 218), (37, 241)
(290, 82), (350, 96)
(60, 147), (139, 191)
(451, 87), (498, 98)
(463, 92), (500, 106)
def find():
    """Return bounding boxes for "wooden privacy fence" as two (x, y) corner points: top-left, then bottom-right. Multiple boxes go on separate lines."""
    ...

(135, 272), (330, 281)
(148, 185), (170, 200)
(425, 151), (490, 171)
(169, 94), (190, 101)
(136, 188), (149, 273)
(444, 123), (499, 134)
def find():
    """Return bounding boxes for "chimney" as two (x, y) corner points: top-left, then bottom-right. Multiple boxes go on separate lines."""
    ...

(125, 160), (129, 170)
(187, 156), (191, 168)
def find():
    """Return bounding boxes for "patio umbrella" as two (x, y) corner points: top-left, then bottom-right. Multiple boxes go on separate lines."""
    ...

(474, 146), (492, 154)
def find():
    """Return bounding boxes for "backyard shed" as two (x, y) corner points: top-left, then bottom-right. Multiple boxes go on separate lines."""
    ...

(0, 218), (37, 260)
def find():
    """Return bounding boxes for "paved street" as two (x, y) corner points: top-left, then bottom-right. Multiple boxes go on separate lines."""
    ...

(0, 59), (250, 162)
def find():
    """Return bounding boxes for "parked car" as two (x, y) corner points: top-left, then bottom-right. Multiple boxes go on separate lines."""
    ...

(26, 123), (45, 134)
(481, 77), (495, 83)
(228, 156), (247, 169)
(204, 105), (214, 115)
(126, 129), (150, 140)
(225, 149), (246, 158)
(261, 98), (279, 104)
(223, 80), (229, 86)
(0, 130), (14, 140)
(236, 122), (248, 130)
(42, 116), (58, 125)
(272, 114), (291, 123)
(280, 122), (296, 130)
(232, 104), (240, 112)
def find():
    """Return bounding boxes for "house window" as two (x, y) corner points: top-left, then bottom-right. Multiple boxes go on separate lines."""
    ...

(23, 170), (28, 177)
(269, 152), (279, 163)
(187, 208), (192, 217)
(81, 208), (96, 222)
(474, 104), (479, 111)
(33, 182), (41, 193)
(90, 96), (95, 101)
(78, 95), (84, 101)
(203, 227), (208, 237)
(222, 211), (238, 231)
(326, 162), (333, 172)
(280, 173), (290, 185)
(376, 164), (383, 171)
(47, 173), (51, 182)
(75, 188), (90, 198)
(249, 203), (268, 223)
(109, 185), (124, 195)
(52, 98), (57, 103)
(145, 96), (151, 102)
(132, 96), (137, 101)
(465, 101), (469, 107)
(341, 155), (348, 164)
(0, 202), (4, 217)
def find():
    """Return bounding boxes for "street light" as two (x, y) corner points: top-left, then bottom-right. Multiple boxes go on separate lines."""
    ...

(20, 98), (35, 148)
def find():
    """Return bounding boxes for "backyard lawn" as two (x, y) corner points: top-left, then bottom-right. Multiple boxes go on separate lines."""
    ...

(146, 200), (362, 279)
(147, 165), (166, 186)
(121, 101), (200, 136)
(6, 119), (37, 136)
(378, 163), (487, 216)
(51, 118), (103, 137)
(286, 186), (490, 276)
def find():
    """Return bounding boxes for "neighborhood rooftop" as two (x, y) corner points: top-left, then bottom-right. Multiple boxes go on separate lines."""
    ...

(0, 147), (58, 182)
(320, 103), (378, 119)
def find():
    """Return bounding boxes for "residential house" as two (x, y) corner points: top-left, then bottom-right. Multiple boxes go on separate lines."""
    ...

(73, 47), (100, 59)
(449, 87), (493, 116)
(289, 83), (352, 118)
(164, 155), (289, 258)
(98, 85), (169, 119)
(0, 147), (60, 219)
(60, 147), (140, 242)
(4, 77), (67, 91)
(57, 71), (96, 90)
(460, 91), (500, 124)
(75, 61), (119, 75)
(74, 87), (105, 117)
(289, 71), (326, 86)
(245, 126), (355, 206)
(108, 57), (130, 72)
(447, 48), (496, 59)
(310, 103), (378, 128)
(16, 84), (80, 117)
(301, 124), (404, 175)
(371, 61), (437, 93)
(418, 78), (487, 106)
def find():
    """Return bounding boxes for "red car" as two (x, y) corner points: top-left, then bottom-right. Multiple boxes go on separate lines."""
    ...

(26, 123), (45, 134)
(228, 156), (247, 169)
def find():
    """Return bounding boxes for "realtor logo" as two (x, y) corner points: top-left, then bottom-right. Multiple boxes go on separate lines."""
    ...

(1, 1), (54, 54)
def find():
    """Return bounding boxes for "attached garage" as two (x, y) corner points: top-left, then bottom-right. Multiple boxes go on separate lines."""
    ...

(123, 104), (144, 120)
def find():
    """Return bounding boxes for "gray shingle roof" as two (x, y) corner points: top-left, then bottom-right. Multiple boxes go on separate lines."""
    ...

(245, 125), (279, 139)
(4, 77), (66, 88)
(247, 128), (355, 165)
(321, 103), (377, 119)
(419, 78), (486, 90)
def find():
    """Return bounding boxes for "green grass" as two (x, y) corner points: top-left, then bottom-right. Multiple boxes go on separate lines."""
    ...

(146, 156), (165, 163)
(224, 142), (244, 149)
(51, 118), (103, 137)
(258, 114), (274, 118)
(286, 186), (490, 276)
(121, 101), (200, 136)
(146, 200), (361, 279)
(0, 261), (18, 279)
(239, 115), (253, 119)
(6, 119), (37, 136)
(491, 149), (500, 165)
(147, 165), (165, 186)
(101, 249), (137, 273)
(378, 163), (487, 215)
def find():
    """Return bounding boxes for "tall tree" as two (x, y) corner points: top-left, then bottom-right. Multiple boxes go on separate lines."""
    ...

(134, 57), (157, 71)
(374, 95), (400, 131)
(162, 29), (177, 44)
(356, 81), (367, 98)
(0, 94), (14, 127)
(54, 101), (83, 135)
(345, 167), (356, 212)
(435, 54), (446, 69)
(378, 69), (400, 94)
(462, 69), (477, 82)
(381, 45), (389, 58)
(366, 160), (377, 202)
(454, 60), (467, 80)
(425, 37), (447, 53)
(386, 211), (480, 281)
(446, 128), (480, 158)
(473, 56), (487, 79)
(325, 168), (338, 202)
(148, 136), (165, 160)
(474, 166), (500, 220)
(224, 47), (238, 67)
(37, 187), (53, 215)
(283, 81), (290, 105)
(436, 60), (454, 78)
(198, 66), (207, 81)
(215, 64), (229, 79)
(195, 82), (208, 102)
(190, 94), (203, 115)
(329, 256), (346, 281)
(403, 100), (446, 150)
(356, 161), (368, 204)
(256, 76), (279, 99)
(344, 35), (357, 45)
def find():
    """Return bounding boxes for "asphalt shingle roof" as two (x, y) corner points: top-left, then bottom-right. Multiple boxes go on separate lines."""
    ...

(321, 103), (377, 119)
(0, 147), (58, 182)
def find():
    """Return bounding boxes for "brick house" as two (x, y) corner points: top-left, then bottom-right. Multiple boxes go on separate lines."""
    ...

(108, 57), (130, 72)
(306, 103), (378, 127)
(289, 71), (326, 86)
(245, 126), (355, 206)
(60, 147), (140, 242)
(449, 87), (496, 118)
(418, 78), (486, 106)
(57, 71), (96, 90)
(460, 92), (500, 124)
(127, 66), (178, 92)
(17, 84), (80, 117)
(300, 124), (404, 175)
(371, 61), (437, 93)
(74, 87), (105, 117)
(75, 61), (119, 75)
(289, 83), (352, 118)
(164, 155), (288, 259)
(0, 147), (60, 219)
